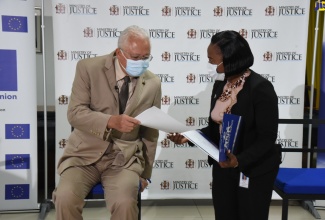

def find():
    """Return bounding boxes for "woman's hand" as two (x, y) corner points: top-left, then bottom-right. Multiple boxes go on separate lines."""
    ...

(167, 133), (188, 144)
(219, 150), (239, 168)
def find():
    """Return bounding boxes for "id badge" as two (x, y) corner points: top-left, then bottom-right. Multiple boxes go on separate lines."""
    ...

(239, 172), (249, 188)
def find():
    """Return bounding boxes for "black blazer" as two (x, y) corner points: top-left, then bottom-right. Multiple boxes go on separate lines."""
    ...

(202, 70), (281, 178)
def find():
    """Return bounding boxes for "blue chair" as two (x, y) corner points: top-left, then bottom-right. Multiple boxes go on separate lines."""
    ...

(274, 168), (325, 220)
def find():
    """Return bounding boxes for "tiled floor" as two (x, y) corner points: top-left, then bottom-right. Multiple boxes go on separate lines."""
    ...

(0, 200), (324, 220)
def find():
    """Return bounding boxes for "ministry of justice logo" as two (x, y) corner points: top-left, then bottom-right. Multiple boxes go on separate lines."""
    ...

(96, 28), (121, 38)
(58, 95), (68, 105)
(279, 6), (305, 16)
(55, 3), (66, 14)
(156, 74), (174, 83)
(59, 139), (68, 149)
(83, 27), (93, 37)
(162, 6), (172, 16)
(276, 52), (303, 61)
(70, 51), (97, 61)
(173, 181), (198, 190)
(264, 51), (302, 61)
(56, 4), (97, 15)
(154, 160), (174, 169)
(213, 6), (223, 16)
(276, 132), (299, 147)
(162, 6), (201, 17)
(161, 95), (171, 105)
(263, 51), (273, 61)
(266, 5), (306, 16)
(185, 159), (195, 168)
(161, 52), (171, 61)
(199, 74), (214, 83)
(109, 5), (119, 15)
(111, 5), (149, 16)
(69, 4), (97, 15)
(186, 73), (196, 83)
(198, 159), (210, 169)
(226, 7), (253, 17)
(173, 142), (192, 148)
(174, 52), (200, 62)
(278, 96), (301, 105)
(161, 138), (171, 148)
(198, 117), (209, 127)
(186, 116), (195, 126)
(162, 51), (206, 63)
(239, 29), (248, 38)
(175, 7), (201, 17)
(174, 96), (200, 105)
(160, 180), (170, 190)
(57, 50), (67, 60)
(265, 6), (275, 16)
(251, 29), (278, 39)
(200, 29), (219, 39)
(149, 29), (175, 39)
(187, 29), (197, 39)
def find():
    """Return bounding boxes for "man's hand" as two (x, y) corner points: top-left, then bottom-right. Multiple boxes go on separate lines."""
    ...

(107, 114), (140, 133)
(139, 177), (148, 192)
(167, 133), (188, 144)
(219, 150), (239, 168)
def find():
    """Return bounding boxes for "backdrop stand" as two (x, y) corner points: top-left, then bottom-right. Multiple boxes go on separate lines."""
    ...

(38, 0), (53, 219)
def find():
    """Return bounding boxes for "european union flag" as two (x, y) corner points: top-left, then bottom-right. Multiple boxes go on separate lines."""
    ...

(5, 154), (30, 169)
(2, 15), (28, 33)
(0, 49), (17, 91)
(5, 124), (30, 139)
(5, 184), (29, 200)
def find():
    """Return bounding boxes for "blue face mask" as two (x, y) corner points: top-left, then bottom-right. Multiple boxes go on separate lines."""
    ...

(120, 51), (150, 77)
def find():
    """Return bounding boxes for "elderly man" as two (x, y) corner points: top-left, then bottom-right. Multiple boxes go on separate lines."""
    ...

(53, 25), (161, 220)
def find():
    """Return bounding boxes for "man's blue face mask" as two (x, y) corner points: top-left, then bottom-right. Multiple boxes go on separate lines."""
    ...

(120, 50), (150, 77)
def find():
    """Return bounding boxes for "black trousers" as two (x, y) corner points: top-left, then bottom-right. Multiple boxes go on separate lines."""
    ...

(212, 165), (279, 220)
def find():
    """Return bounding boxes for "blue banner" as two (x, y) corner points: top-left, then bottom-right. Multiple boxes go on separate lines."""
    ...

(0, 49), (17, 91)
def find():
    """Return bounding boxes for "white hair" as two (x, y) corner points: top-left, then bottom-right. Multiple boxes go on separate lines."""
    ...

(118, 25), (150, 50)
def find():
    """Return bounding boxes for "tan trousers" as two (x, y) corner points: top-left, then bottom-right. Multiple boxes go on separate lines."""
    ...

(52, 153), (141, 220)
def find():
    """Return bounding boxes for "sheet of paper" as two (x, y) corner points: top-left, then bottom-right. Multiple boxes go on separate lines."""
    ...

(182, 130), (219, 162)
(135, 106), (191, 133)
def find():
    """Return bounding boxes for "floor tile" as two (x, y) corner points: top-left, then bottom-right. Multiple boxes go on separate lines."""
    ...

(0, 200), (324, 220)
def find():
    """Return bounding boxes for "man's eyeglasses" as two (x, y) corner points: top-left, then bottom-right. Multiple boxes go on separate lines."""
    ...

(120, 49), (153, 62)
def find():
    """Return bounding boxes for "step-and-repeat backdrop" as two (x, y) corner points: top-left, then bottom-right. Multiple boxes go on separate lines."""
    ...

(52, 0), (310, 199)
(0, 0), (38, 211)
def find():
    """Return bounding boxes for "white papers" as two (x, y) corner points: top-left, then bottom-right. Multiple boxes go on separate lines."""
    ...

(182, 130), (219, 162)
(136, 107), (219, 161)
(135, 106), (191, 133)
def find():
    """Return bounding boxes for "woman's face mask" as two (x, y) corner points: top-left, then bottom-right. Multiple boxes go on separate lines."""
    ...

(120, 50), (150, 77)
(207, 62), (225, 81)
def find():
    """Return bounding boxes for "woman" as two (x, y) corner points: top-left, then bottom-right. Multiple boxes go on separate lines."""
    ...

(168, 30), (281, 220)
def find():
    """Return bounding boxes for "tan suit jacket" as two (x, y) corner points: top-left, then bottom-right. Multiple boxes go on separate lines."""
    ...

(57, 51), (161, 179)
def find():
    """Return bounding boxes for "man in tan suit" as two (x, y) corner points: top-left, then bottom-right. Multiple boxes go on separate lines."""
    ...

(53, 25), (161, 220)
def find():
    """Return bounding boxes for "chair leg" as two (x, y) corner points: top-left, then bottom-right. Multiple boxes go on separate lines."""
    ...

(282, 198), (289, 220)
(137, 192), (141, 220)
